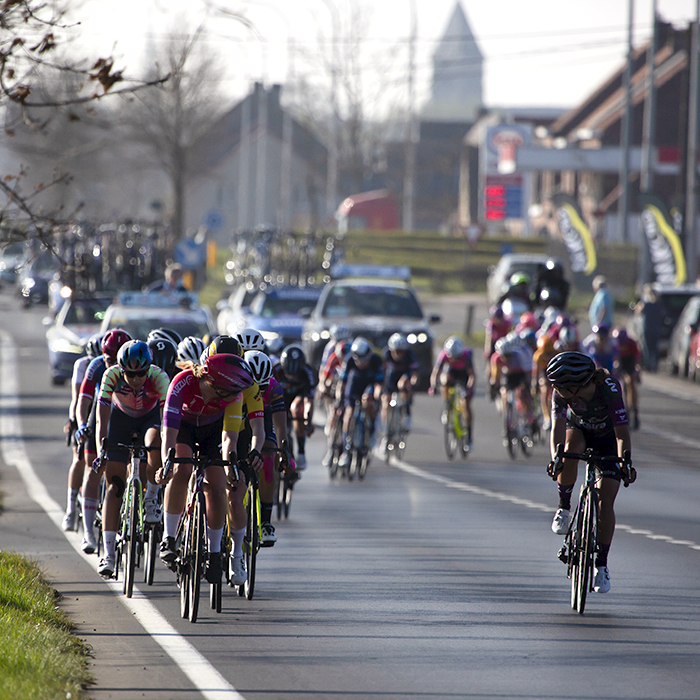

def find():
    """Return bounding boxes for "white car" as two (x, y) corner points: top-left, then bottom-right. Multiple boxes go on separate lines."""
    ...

(216, 281), (259, 335)
(100, 292), (216, 341)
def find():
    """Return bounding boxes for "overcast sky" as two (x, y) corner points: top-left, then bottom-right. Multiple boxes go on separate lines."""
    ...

(72, 0), (699, 111)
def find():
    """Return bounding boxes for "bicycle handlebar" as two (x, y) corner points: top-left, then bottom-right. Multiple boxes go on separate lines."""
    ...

(547, 444), (634, 486)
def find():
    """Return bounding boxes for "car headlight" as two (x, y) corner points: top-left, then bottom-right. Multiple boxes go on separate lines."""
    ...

(25, 278), (36, 289)
(51, 338), (84, 354)
(406, 332), (430, 344)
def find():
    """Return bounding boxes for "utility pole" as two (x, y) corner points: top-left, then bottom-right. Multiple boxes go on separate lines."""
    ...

(640, 2), (658, 285)
(238, 89), (251, 230)
(255, 83), (268, 227)
(618, 0), (634, 243)
(402, 0), (417, 233)
(685, 1), (700, 283)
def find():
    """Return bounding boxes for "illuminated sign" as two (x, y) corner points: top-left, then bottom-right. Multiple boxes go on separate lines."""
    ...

(483, 175), (523, 220)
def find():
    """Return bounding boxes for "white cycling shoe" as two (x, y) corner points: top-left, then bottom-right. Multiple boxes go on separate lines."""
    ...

(98, 554), (115, 578)
(81, 529), (97, 555)
(593, 566), (611, 593)
(230, 556), (247, 586)
(551, 508), (571, 535)
(144, 497), (162, 524)
(62, 509), (78, 532)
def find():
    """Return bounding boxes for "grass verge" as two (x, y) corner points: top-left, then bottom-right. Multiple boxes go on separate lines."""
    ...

(0, 551), (93, 700)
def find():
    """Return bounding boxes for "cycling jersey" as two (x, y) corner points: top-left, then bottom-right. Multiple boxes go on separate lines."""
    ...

(533, 336), (557, 374)
(79, 356), (109, 403)
(72, 355), (91, 388)
(383, 347), (420, 392)
(552, 375), (628, 434)
(98, 364), (170, 418)
(274, 363), (317, 404)
(435, 348), (474, 373)
(261, 377), (286, 415)
(163, 369), (244, 431)
(616, 337), (641, 361)
(491, 345), (532, 377)
(341, 353), (384, 401)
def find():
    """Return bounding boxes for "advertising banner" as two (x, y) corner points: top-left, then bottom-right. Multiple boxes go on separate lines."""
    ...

(551, 193), (597, 275)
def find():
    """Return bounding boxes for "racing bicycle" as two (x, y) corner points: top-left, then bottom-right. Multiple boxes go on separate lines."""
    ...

(503, 385), (533, 459)
(275, 441), (298, 520)
(442, 385), (470, 461)
(383, 391), (409, 463)
(549, 444), (632, 614)
(345, 399), (372, 480)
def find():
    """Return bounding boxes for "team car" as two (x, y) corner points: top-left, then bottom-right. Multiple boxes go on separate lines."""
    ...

(302, 265), (439, 388)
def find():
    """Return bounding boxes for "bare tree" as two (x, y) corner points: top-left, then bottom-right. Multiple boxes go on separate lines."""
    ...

(121, 29), (226, 241)
(0, 0), (167, 245)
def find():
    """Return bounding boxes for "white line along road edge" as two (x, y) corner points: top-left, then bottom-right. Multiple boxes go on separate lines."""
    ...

(0, 331), (245, 700)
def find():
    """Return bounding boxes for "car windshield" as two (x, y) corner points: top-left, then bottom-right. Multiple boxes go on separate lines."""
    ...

(322, 285), (423, 319)
(258, 295), (319, 318)
(107, 316), (209, 341)
(64, 300), (109, 325)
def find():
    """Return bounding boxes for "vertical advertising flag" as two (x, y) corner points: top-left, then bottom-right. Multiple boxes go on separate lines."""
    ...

(638, 193), (687, 286)
(551, 193), (597, 275)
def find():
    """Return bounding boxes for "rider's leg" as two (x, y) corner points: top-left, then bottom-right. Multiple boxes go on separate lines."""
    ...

(162, 443), (193, 541)
(596, 476), (621, 566)
(102, 460), (127, 558)
(203, 465), (227, 553)
(259, 442), (276, 526)
(143, 426), (162, 499)
(290, 396), (306, 458)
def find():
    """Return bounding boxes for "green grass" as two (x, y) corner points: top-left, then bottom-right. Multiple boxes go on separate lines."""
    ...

(0, 551), (93, 700)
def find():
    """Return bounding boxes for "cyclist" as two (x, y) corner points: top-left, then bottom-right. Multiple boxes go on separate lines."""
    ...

(320, 323), (351, 371)
(245, 350), (292, 546)
(147, 327), (183, 348)
(489, 334), (535, 435)
(498, 272), (533, 315)
(612, 327), (642, 430)
(484, 306), (513, 361)
(176, 335), (207, 368)
(337, 337), (384, 469)
(94, 341), (171, 578)
(533, 330), (558, 432)
(546, 351), (635, 594)
(235, 327), (267, 353)
(430, 336), (475, 449)
(533, 259), (570, 310)
(75, 329), (131, 554)
(582, 324), (616, 372)
(320, 339), (351, 466)
(147, 337), (178, 379)
(275, 345), (317, 470)
(61, 333), (102, 532)
(194, 335), (266, 583)
(554, 324), (580, 353)
(157, 353), (259, 586)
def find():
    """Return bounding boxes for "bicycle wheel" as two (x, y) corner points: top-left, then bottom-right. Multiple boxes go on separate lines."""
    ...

(124, 481), (140, 598)
(443, 404), (456, 460)
(188, 493), (205, 622)
(384, 403), (397, 463)
(282, 474), (293, 519)
(504, 400), (517, 459)
(329, 419), (342, 479)
(569, 504), (583, 611)
(243, 484), (259, 600)
(179, 519), (191, 619)
(144, 523), (160, 586)
(575, 489), (598, 614)
(519, 415), (532, 456)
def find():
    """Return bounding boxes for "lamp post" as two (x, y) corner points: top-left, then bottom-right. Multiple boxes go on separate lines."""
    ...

(618, 0), (634, 244)
(402, 0), (417, 233)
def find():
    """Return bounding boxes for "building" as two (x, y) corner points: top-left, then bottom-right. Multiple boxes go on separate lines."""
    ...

(186, 83), (328, 243)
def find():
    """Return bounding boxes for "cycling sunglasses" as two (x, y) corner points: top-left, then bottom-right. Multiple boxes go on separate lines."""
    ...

(210, 382), (237, 399)
(553, 383), (581, 397)
(125, 369), (148, 378)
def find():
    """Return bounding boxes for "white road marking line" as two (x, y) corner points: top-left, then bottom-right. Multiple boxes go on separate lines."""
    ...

(0, 333), (244, 700)
(383, 451), (700, 553)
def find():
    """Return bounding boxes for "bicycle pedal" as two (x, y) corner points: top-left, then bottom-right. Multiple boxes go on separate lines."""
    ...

(557, 545), (568, 564)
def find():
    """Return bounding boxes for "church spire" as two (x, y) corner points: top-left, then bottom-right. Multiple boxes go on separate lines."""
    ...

(422, 1), (483, 122)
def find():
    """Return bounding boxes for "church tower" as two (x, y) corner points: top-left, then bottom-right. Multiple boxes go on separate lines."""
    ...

(422, 1), (483, 122)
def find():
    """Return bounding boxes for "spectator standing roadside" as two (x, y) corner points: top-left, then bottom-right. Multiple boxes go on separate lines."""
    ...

(634, 284), (662, 371)
(588, 275), (615, 329)
(146, 263), (188, 293)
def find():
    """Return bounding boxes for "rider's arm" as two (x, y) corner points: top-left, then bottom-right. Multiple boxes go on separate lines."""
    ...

(549, 392), (568, 459)
(614, 423), (631, 459)
(95, 365), (119, 451)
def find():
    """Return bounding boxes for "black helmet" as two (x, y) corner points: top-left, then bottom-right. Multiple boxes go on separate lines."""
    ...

(148, 338), (177, 376)
(280, 344), (305, 376)
(546, 351), (596, 388)
(204, 335), (244, 359)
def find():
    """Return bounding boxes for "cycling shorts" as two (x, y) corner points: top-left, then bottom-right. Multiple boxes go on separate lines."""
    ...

(176, 416), (224, 460)
(618, 356), (636, 375)
(441, 367), (473, 397)
(504, 371), (529, 392)
(106, 405), (160, 462)
(384, 367), (411, 393)
(566, 424), (622, 482)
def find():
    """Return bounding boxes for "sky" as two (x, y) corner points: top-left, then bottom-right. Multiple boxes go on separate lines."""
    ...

(71, 0), (700, 113)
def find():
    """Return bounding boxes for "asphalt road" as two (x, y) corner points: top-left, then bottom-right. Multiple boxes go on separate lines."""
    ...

(1, 288), (700, 700)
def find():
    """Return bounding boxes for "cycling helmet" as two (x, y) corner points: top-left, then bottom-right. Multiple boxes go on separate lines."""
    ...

(85, 333), (104, 359)
(510, 272), (531, 286)
(592, 324), (610, 336)
(495, 336), (517, 355)
(244, 350), (272, 387)
(350, 337), (372, 361)
(443, 336), (464, 359)
(117, 340), (152, 372)
(519, 328), (537, 348)
(330, 324), (351, 342)
(611, 327), (628, 342)
(147, 328), (182, 346)
(235, 328), (266, 352)
(101, 329), (132, 359)
(545, 351), (596, 388)
(203, 353), (254, 394)
(558, 325), (578, 346)
(177, 336), (206, 365)
(148, 338), (177, 376)
(204, 334), (244, 359)
(517, 311), (539, 332)
(280, 344), (306, 375)
(388, 332), (409, 352)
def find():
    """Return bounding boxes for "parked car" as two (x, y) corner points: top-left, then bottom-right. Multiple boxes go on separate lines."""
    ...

(237, 285), (323, 347)
(666, 294), (700, 377)
(0, 241), (29, 286)
(486, 253), (562, 307)
(100, 291), (216, 341)
(302, 265), (440, 388)
(45, 295), (112, 385)
(629, 284), (700, 371)
(17, 250), (58, 307)
(216, 282), (259, 335)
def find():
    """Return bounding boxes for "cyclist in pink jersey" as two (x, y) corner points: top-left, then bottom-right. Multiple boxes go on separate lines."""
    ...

(94, 340), (170, 577)
(157, 353), (258, 585)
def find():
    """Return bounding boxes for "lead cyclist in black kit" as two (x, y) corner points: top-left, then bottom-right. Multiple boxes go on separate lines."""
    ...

(546, 352), (636, 594)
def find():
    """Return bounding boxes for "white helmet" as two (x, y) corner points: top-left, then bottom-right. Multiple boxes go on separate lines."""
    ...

(350, 337), (372, 360)
(235, 328), (266, 352)
(244, 350), (273, 386)
(495, 336), (517, 355)
(177, 336), (206, 365)
(388, 333), (409, 351)
(443, 336), (464, 359)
